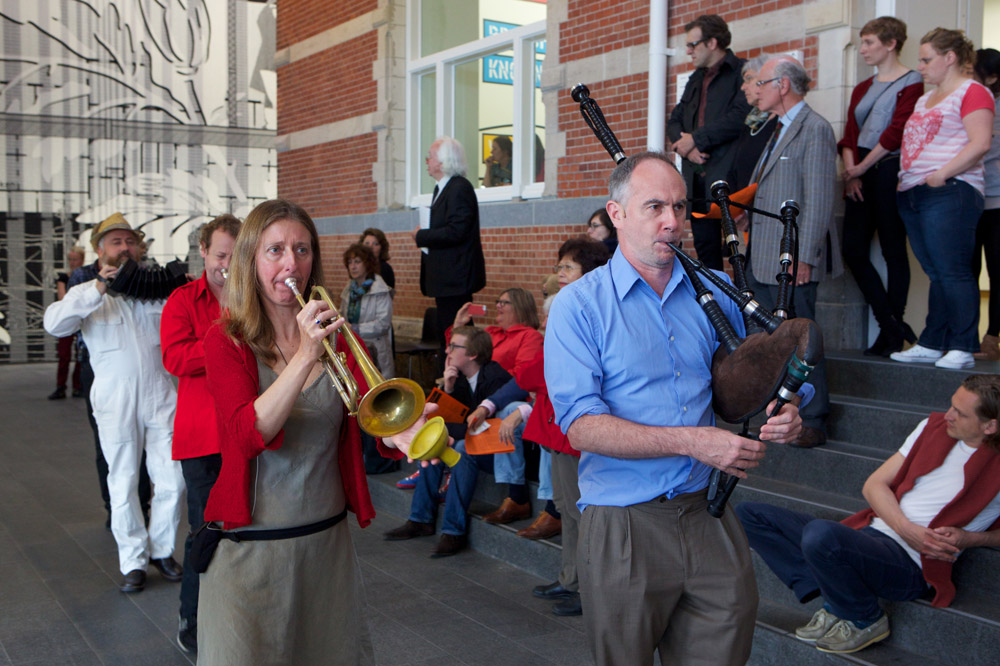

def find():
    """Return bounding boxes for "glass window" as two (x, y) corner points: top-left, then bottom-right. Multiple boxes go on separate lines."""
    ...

(419, 71), (437, 195)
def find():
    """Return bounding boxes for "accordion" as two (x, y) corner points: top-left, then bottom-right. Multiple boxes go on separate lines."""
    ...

(108, 259), (190, 301)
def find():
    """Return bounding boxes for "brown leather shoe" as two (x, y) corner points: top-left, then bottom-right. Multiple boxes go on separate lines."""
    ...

(384, 520), (435, 541)
(516, 510), (562, 539)
(974, 334), (1000, 361)
(120, 569), (146, 593)
(482, 498), (531, 525)
(430, 533), (467, 558)
(790, 426), (826, 449)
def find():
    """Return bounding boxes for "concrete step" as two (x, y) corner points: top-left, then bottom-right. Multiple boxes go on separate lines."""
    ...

(826, 351), (1000, 411)
(827, 395), (928, 452)
(752, 439), (887, 499)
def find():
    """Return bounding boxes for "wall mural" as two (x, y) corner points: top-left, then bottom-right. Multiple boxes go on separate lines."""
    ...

(0, 0), (276, 362)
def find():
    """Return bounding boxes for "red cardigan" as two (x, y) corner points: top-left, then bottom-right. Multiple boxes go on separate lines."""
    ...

(837, 74), (924, 161)
(202, 323), (402, 529)
(516, 349), (578, 457)
(842, 413), (1000, 607)
(161, 273), (222, 459)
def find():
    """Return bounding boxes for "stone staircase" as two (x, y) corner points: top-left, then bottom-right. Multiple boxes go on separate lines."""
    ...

(368, 351), (1000, 665)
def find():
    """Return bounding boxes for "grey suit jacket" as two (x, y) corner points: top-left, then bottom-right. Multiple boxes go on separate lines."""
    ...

(748, 102), (843, 285)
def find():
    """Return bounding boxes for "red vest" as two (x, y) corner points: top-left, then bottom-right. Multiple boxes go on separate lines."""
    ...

(841, 412), (1000, 607)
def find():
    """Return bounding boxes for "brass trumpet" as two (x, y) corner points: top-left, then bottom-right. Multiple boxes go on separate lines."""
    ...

(284, 277), (425, 437)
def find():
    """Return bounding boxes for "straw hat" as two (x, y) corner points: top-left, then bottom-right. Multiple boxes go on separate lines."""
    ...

(90, 212), (144, 251)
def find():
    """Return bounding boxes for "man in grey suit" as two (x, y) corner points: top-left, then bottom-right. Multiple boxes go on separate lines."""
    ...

(746, 55), (843, 447)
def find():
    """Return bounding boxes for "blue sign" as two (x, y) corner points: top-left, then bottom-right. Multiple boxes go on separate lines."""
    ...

(483, 19), (546, 54)
(482, 55), (542, 87)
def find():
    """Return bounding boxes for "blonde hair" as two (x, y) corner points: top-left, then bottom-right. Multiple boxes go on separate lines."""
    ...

(224, 199), (324, 364)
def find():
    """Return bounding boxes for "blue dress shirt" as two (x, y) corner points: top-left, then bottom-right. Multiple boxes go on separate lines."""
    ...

(545, 249), (747, 510)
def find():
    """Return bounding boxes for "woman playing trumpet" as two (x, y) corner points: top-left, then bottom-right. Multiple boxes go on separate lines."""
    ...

(198, 199), (410, 664)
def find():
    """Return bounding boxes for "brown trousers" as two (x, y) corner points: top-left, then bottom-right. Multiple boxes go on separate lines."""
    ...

(578, 490), (757, 666)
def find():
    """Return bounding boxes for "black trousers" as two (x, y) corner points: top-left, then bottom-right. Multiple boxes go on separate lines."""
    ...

(841, 153), (911, 330)
(80, 357), (150, 520)
(690, 171), (725, 270)
(434, 293), (473, 372)
(974, 207), (1000, 337)
(179, 453), (222, 621)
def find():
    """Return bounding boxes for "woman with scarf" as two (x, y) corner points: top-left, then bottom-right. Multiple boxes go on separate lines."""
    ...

(340, 243), (395, 379)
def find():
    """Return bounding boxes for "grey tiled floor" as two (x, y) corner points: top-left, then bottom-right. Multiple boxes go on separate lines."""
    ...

(0, 363), (591, 665)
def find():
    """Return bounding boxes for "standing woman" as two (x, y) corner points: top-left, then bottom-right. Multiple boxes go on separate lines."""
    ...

(199, 199), (402, 664)
(840, 17), (924, 356)
(891, 28), (994, 370)
(360, 227), (394, 289)
(341, 243), (395, 379)
(973, 49), (1000, 360)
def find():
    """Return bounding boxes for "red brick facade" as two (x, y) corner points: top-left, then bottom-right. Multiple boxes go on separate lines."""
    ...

(278, 134), (378, 217)
(276, 0), (377, 49)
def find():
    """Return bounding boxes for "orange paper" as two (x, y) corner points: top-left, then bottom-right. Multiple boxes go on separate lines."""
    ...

(691, 183), (757, 220)
(465, 419), (516, 455)
(425, 387), (471, 423)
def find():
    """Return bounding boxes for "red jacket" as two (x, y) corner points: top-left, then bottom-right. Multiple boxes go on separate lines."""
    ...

(837, 74), (924, 161)
(516, 349), (578, 457)
(842, 413), (1000, 607)
(202, 323), (402, 529)
(161, 273), (222, 459)
(446, 323), (543, 377)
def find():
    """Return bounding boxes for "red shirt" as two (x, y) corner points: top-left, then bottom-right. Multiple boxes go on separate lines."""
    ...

(202, 323), (402, 529)
(161, 273), (222, 459)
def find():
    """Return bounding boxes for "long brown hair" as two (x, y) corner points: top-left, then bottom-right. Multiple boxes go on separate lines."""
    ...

(224, 199), (324, 364)
(502, 287), (540, 330)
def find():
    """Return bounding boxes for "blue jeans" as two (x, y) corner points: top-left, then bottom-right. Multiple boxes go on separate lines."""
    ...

(537, 447), (553, 501)
(736, 502), (927, 621)
(491, 402), (527, 484)
(408, 440), (493, 536)
(897, 179), (983, 352)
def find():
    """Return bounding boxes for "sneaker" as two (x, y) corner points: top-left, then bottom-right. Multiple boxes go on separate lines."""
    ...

(396, 469), (420, 489)
(890, 344), (942, 364)
(815, 614), (890, 654)
(177, 615), (197, 654)
(794, 608), (839, 642)
(935, 350), (975, 370)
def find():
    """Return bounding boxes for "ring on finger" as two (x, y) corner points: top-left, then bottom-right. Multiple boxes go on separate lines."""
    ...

(315, 319), (323, 326)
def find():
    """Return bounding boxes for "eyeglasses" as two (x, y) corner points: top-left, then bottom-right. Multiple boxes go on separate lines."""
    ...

(685, 38), (706, 50)
(445, 343), (466, 351)
(755, 77), (782, 88)
(588, 221), (604, 228)
(554, 264), (579, 273)
(495, 299), (512, 307)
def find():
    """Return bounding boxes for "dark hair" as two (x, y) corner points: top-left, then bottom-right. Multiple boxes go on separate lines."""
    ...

(359, 227), (390, 261)
(493, 136), (512, 157)
(501, 287), (540, 330)
(453, 325), (493, 364)
(962, 375), (1000, 449)
(559, 236), (611, 274)
(199, 213), (242, 249)
(589, 208), (616, 239)
(608, 151), (679, 204)
(342, 243), (379, 279)
(921, 28), (976, 68)
(860, 17), (907, 53)
(684, 14), (731, 50)
(975, 48), (1000, 96)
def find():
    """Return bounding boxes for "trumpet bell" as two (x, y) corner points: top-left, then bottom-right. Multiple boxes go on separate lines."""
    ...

(357, 377), (426, 438)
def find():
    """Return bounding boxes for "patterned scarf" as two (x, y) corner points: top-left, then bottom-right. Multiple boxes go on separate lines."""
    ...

(346, 278), (373, 324)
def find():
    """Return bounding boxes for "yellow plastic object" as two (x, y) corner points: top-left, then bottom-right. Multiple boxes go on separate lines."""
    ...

(408, 417), (461, 467)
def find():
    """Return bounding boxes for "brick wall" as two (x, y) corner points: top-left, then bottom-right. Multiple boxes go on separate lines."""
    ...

(277, 32), (378, 135)
(559, 0), (651, 62)
(276, 0), (377, 49)
(278, 134), (378, 217)
(670, 0), (801, 31)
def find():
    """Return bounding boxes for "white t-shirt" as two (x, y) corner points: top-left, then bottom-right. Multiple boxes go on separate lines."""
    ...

(869, 417), (1000, 566)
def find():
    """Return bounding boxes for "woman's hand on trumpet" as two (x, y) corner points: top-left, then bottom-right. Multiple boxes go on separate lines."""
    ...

(293, 299), (345, 363)
(383, 403), (454, 466)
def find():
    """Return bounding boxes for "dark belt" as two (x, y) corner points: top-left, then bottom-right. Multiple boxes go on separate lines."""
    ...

(223, 508), (348, 542)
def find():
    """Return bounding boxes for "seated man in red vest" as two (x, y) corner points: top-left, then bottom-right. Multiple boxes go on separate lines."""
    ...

(737, 374), (1000, 655)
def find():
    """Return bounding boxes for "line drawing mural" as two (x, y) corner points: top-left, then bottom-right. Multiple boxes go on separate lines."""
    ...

(0, 0), (277, 363)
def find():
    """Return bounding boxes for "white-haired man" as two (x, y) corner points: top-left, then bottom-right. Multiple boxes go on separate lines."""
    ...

(413, 136), (487, 360)
(745, 55), (843, 448)
(44, 213), (185, 594)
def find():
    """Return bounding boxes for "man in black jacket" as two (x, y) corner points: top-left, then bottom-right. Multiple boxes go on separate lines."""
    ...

(384, 327), (525, 557)
(667, 14), (751, 270)
(413, 137), (487, 362)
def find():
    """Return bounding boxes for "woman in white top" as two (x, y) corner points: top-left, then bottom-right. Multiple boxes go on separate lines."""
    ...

(890, 28), (994, 370)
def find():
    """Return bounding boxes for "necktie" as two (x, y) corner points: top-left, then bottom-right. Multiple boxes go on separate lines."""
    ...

(431, 185), (439, 205)
(753, 121), (783, 185)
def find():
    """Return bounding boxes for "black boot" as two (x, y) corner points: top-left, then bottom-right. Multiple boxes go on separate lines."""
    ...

(865, 327), (903, 357)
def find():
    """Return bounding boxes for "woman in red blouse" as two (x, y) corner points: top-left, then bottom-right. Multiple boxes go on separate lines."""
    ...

(198, 199), (403, 665)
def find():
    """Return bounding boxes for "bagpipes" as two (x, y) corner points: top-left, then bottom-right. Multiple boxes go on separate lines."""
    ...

(571, 83), (823, 517)
(107, 258), (190, 301)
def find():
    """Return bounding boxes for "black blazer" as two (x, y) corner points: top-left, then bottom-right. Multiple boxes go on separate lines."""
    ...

(415, 175), (487, 298)
(446, 360), (512, 441)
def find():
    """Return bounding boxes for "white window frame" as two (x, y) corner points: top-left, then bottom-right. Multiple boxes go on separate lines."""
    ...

(405, 9), (545, 207)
